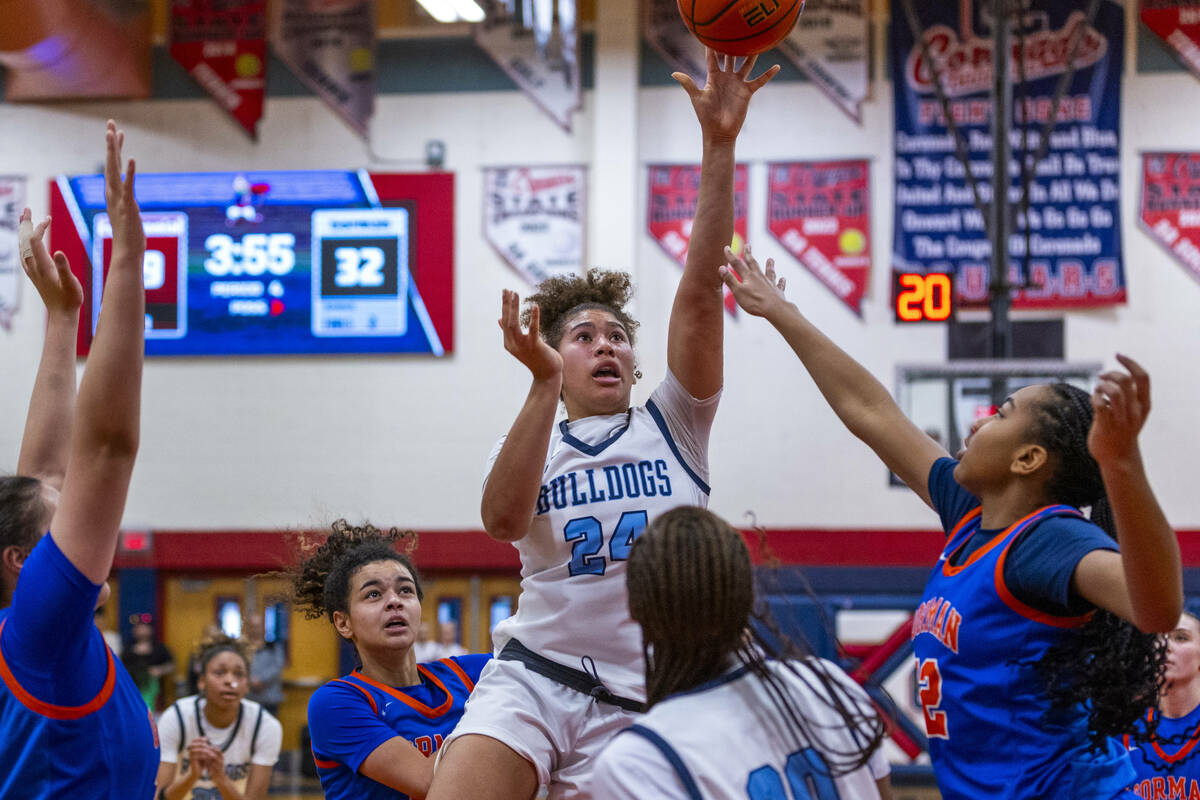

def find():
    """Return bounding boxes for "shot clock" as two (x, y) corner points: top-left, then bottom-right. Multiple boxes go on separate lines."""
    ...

(893, 271), (954, 323)
(311, 208), (409, 337)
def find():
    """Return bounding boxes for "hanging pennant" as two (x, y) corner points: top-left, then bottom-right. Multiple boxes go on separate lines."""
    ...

(0, 177), (25, 331)
(1141, 1), (1200, 80)
(271, 0), (375, 138)
(484, 165), (586, 285)
(767, 160), (871, 316)
(775, 0), (868, 123)
(475, 0), (581, 132)
(647, 164), (748, 317)
(1141, 152), (1200, 288)
(643, 0), (706, 83)
(170, 0), (267, 138)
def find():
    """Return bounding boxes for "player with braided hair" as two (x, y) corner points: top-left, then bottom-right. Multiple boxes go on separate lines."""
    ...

(156, 633), (282, 800)
(290, 520), (489, 800)
(591, 506), (891, 799)
(429, 49), (779, 800)
(718, 246), (1181, 800)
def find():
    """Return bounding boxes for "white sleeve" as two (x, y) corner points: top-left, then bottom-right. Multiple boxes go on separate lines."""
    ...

(591, 732), (694, 800)
(481, 434), (507, 491)
(251, 712), (284, 766)
(157, 704), (183, 764)
(867, 746), (891, 781)
(647, 369), (720, 485)
(809, 659), (891, 781)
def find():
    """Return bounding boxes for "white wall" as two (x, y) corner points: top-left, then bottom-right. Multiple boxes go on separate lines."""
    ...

(2, 23), (1198, 532)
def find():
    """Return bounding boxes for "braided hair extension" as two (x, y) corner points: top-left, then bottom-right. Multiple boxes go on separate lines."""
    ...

(521, 268), (640, 350)
(626, 506), (886, 777)
(287, 519), (421, 623)
(1028, 383), (1166, 749)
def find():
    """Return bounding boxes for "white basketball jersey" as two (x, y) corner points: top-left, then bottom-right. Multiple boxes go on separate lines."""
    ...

(158, 695), (283, 798)
(592, 659), (889, 800)
(487, 376), (713, 701)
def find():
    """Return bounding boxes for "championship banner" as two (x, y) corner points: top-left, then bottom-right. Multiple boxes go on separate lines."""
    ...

(475, 0), (581, 132)
(892, 0), (1125, 309)
(0, 177), (25, 331)
(776, 0), (869, 123)
(767, 161), (870, 316)
(1140, 153), (1200, 287)
(271, 0), (375, 138)
(647, 164), (748, 317)
(170, 0), (267, 138)
(1141, 1), (1200, 79)
(485, 165), (586, 285)
(643, 0), (706, 83)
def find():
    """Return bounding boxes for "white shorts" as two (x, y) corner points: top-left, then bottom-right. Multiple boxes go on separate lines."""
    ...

(441, 657), (641, 799)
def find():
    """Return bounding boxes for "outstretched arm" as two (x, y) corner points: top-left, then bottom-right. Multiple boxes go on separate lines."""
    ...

(480, 291), (563, 543)
(667, 50), (778, 399)
(50, 120), (146, 584)
(15, 209), (85, 489)
(1072, 355), (1181, 633)
(719, 247), (948, 507)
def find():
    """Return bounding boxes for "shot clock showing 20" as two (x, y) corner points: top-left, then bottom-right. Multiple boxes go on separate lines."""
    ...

(52, 170), (453, 357)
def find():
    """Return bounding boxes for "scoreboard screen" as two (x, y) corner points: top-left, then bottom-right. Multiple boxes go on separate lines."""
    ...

(51, 170), (453, 356)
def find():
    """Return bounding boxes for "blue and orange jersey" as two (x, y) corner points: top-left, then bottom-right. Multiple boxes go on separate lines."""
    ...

(1125, 706), (1200, 799)
(0, 534), (159, 798)
(911, 503), (1134, 800)
(308, 653), (490, 800)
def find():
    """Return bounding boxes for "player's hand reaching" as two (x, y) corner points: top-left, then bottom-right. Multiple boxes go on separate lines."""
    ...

(718, 244), (790, 320)
(1088, 354), (1151, 468)
(499, 289), (563, 383)
(18, 208), (83, 317)
(103, 119), (145, 264)
(673, 48), (779, 144)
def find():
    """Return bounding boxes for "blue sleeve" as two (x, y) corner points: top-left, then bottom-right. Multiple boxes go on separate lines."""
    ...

(449, 653), (492, 684)
(927, 458), (981, 536)
(1, 533), (110, 705)
(307, 681), (400, 773)
(1005, 515), (1119, 616)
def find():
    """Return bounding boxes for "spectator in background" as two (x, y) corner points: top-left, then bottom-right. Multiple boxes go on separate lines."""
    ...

(122, 613), (176, 712)
(435, 620), (466, 659)
(95, 606), (122, 657)
(413, 620), (440, 663)
(244, 612), (285, 718)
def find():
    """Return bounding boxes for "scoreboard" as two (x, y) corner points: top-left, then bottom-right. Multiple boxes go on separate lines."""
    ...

(52, 170), (453, 356)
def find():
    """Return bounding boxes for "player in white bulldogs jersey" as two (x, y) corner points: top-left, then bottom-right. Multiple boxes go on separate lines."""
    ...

(428, 50), (781, 800)
(592, 507), (891, 800)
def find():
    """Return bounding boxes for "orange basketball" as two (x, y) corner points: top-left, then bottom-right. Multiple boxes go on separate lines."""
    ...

(676, 0), (805, 56)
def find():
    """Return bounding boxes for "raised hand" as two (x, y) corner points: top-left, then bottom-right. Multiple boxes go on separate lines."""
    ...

(672, 48), (780, 144)
(18, 209), (84, 317)
(718, 243), (789, 319)
(1088, 354), (1151, 467)
(104, 119), (145, 261)
(499, 289), (562, 383)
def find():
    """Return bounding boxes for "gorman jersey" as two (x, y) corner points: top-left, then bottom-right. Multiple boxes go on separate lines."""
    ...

(590, 659), (889, 800)
(1125, 706), (1200, 799)
(911, 505), (1135, 800)
(487, 377), (714, 702)
(0, 534), (159, 799)
(308, 655), (489, 800)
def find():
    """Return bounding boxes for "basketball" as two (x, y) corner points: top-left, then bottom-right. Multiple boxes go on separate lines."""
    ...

(676, 0), (805, 57)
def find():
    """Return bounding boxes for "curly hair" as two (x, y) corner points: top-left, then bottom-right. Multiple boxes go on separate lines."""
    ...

(521, 268), (639, 350)
(192, 631), (254, 676)
(1028, 382), (1167, 748)
(288, 519), (421, 623)
(627, 506), (886, 777)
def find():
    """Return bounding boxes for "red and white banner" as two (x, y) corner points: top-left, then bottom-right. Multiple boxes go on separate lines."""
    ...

(647, 164), (748, 317)
(1141, 152), (1200, 287)
(1141, 1), (1200, 79)
(776, 0), (869, 123)
(484, 165), (586, 285)
(0, 177), (25, 331)
(767, 160), (871, 316)
(271, 0), (375, 138)
(170, 0), (267, 138)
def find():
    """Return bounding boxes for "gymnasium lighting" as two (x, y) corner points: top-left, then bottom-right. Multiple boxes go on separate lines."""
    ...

(415, 0), (485, 22)
(448, 0), (485, 22)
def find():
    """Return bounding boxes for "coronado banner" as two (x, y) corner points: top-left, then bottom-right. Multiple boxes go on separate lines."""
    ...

(1141, 1), (1200, 79)
(170, 0), (267, 138)
(1141, 152), (1200, 287)
(768, 160), (871, 316)
(475, 0), (581, 132)
(0, 177), (25, 331)
(776, 0), (869, 123)
(643, 0), (706, 83)
(271, 0), (375, 138)
(647, 164), (748, 317)
(484, 165), (586, 285)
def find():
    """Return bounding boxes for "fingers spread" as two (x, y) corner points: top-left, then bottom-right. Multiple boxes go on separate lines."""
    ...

(749, 63), (781, 91)
(671, 72), (700, 98)
(736, 54), (758, 78)
(706, 47), (719, 73)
